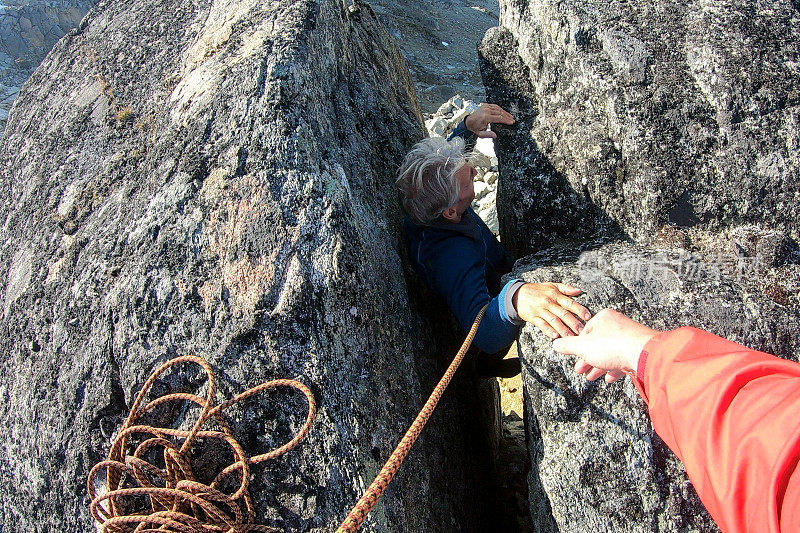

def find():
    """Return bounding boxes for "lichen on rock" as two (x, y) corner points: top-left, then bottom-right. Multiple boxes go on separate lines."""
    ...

(0, 1), (501, 531)
(480, 0), (800, 530)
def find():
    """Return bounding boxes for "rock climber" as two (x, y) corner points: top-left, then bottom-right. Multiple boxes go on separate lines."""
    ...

(554, 308), (800, 532)
(396, 103), (591, 376)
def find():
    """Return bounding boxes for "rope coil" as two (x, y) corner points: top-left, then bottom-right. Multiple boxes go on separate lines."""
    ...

(87, 355), (316, 533)
(88, 305), (486, 532)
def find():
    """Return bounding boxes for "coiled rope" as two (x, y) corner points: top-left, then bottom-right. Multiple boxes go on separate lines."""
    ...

(87, 304), (486, 532)
(336, 304), (487, 532)
(87, 355), (316, 533)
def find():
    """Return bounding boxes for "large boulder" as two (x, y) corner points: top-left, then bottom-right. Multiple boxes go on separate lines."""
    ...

(511, 240), (800, 531)
(478, 1), (800, 528)
(479, 0), (800, 255)
(0, 0), (501, 531)
(0, 0), (96, 134)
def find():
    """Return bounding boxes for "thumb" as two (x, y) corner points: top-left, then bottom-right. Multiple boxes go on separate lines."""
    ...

(477, 130), (497, 139)
(552, 335), (586, 357)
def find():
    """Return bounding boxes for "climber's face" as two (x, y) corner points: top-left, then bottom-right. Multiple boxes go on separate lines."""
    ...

(442, 163), (476, 224)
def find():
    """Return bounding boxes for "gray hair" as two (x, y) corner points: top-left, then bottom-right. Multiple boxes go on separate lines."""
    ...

(396, 136), (467, 225)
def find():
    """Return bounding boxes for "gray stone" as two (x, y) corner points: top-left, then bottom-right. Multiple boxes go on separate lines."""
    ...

(436, 100), (453, 115)
(0, 0), (502, 531)
(475, 191), (499, 235)
(469, 150), (493, 170)
(511, 240), (800, 532)
(367, 0), (499, 113)
(474, 180), (490, 200)
(425, 116), (447, 137)
(0, 0), (96, 135)
(480, 0), (800, 254)
(727, 225), (791, 268)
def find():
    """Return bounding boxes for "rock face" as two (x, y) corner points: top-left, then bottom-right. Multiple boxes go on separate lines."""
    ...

(368, 0), (500, 112)
(511, 241), (800, 532)
(0, 0), (501, 531)
(479, 0), (800, 530)
(480, 0), (800, 255)
(0, 0), (96, 134)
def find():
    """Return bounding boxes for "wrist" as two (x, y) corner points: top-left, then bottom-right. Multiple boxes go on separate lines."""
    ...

(511, 281), (527, 312)
(625, 327), (658, 375)
(503, 280), (526, 324)
(464, 114), (475, 134)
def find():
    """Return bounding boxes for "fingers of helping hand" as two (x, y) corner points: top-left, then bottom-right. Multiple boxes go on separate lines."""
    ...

(476, 130), (497, 139)
(556, 296), (592, 322)
(575, 358), (617, 383)
(574, 358), (593, 374)
(532, 317), (559, 339)
(586, 367), (607, 381)
(539, 309), (574, 338)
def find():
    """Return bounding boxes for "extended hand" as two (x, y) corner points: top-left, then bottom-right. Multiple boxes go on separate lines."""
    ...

(465, 103), (515, 139)
(513, 282), (591, 339)
(552, 308), (660, 383)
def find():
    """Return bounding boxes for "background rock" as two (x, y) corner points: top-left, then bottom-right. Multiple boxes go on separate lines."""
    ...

(0, 0), (502, 530)
(480, 0), (800, 255)
(511, 241), (800, 532)
(479, 0), (800, 529)
(369, 0), (499, 112)
(0, 0), (96, 134)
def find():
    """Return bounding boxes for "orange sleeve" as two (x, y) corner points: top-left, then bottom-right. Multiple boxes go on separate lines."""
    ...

(632, 327), (800, 533)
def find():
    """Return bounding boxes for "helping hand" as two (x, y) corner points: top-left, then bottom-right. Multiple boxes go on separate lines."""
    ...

(465, 103), (515, 139)
(514, 283), (591, 339)
(552, 308), (659, 383)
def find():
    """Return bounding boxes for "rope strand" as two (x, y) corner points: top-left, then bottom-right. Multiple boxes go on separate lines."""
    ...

(89, 305), (487, 532)
(336, 304), (487, 532)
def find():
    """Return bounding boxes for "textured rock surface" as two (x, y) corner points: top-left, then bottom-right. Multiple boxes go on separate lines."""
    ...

(0, 0), (502, 531)
(478, 0), (800, 529)
(369, 0), (499, 112)
(480, 0), (800, 254)
(511, 240), (800, 532)
(0, 0), (95, 134)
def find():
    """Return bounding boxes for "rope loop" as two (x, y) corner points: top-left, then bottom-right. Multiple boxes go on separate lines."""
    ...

(87, 355), (316, 533)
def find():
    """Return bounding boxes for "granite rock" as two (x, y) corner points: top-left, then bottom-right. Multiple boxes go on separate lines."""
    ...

(480, 0), (800, 254)
(0, 0), (95, 134)
(511, 240), (800, 532)
(0, 0), (501, 531)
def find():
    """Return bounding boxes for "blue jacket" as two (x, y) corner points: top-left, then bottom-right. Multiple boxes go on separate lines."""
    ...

(403, 207), (524, 354)
(402, 120), (524, 353)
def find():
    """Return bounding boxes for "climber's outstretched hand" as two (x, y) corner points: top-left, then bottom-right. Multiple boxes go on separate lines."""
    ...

(465, 103), (515, 139)
(552, 308), (659, 383)
(514, 282), (591, 339)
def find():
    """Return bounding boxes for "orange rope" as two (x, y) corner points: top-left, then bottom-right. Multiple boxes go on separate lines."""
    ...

(336, 304), (487, 532)
(87, 355), (316, 533)
(88, 305), (487, 533)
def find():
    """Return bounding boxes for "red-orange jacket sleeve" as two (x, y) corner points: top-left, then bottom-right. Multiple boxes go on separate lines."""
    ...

(632, 327), (800, 533)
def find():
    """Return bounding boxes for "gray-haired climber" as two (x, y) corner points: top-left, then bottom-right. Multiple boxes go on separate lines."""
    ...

(397, 103), (591, 376)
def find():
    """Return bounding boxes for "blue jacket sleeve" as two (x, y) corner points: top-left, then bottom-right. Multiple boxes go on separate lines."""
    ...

(424, 236), (521, 354)
(447, 119), (477, 151)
